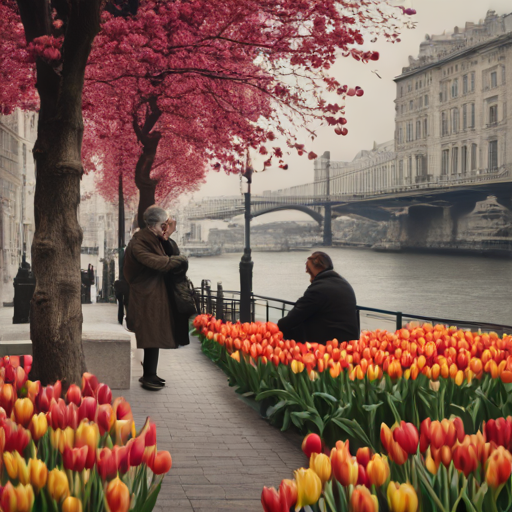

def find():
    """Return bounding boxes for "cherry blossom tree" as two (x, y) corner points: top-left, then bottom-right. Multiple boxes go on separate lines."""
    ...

(0, 0), (413, 385)
(83, 0), (414, 226)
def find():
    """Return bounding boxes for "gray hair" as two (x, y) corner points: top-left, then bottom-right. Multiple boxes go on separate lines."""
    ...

(143, 206), (168, 227)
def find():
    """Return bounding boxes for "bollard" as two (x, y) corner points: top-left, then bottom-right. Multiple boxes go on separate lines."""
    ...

(12, 256), (36, 324)
(216, 282), (224, 321)
(205, 281), (212, 315)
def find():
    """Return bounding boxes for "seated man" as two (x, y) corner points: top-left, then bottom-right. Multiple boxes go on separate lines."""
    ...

(278, 251), (359, 344)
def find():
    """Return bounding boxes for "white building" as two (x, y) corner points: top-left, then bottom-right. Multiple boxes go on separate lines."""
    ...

(0, 110), (37, 305)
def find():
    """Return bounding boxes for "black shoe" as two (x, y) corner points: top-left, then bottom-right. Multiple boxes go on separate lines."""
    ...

(140, 375), (165, 391)
(138, 375), (165, 384)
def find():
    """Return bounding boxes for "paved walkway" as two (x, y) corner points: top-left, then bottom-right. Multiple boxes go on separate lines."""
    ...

(0, 303), (307, 512)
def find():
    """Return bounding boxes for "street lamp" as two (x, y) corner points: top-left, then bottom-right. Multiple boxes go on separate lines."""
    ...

(239, 153), (254, 322)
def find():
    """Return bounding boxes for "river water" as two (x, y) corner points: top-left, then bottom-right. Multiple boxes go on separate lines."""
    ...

(186, 248), (512, 327)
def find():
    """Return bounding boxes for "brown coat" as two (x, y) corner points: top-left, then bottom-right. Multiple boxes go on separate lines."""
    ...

(123, 228), (187, 349)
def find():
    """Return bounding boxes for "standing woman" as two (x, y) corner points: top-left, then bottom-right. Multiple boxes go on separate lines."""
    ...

(123, 206), (188, 390)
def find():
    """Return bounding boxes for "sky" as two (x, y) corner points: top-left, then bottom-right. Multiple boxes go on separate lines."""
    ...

(183, 0), (512, 205)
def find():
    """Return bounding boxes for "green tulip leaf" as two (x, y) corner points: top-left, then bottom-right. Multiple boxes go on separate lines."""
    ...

(138, 482), (162, 512)
(323, 481), (338, 512)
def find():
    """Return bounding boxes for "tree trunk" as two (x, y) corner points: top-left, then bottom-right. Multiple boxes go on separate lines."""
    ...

(133, 98), (162, 228)
(17, 0), (102, 386)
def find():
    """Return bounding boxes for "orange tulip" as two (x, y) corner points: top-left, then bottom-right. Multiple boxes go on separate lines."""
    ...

(485, 446), (512, 488)
(62, 496), (83, 512)
(106, 477), (130, 512)
(151, 450), (172, 475)
(0, 482), (17, 512)
(261, 486), (281, 512)
(356, 447), (372, 468)
(351, 485), (378, 512)
(14, 483), (34, 512)
(366, 454), (390, 487)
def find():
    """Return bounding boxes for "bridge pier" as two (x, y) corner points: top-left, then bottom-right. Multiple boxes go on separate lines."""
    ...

(323, 204), (332, 246)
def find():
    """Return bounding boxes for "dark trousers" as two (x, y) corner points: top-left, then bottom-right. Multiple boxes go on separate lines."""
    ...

(143, 348), (159, 377)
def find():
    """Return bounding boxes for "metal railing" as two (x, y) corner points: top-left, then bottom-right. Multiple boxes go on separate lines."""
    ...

(197, 280), (512, 336)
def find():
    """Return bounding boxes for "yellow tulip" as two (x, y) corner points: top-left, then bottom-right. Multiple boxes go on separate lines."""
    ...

(425, 448), (438, 475)
(28, 458), (48, 491)
(387, 482), (418, 512)
(50, 427), (75, 453)
(14, 398), (34, 428)
(14, 483), (34, 512)
(366, 454), (390, 487)
(29, 413), (48, 442)
(47, 468), (70, 502)
(14, 451), (30, 485)
(309, 453), (331, 484)
(62, 496), (83, 512)
(114, 419), (135, 446)
(294, 467), (322, 511)
(3, 452), (19, 480)
(291, 360), (305, 374)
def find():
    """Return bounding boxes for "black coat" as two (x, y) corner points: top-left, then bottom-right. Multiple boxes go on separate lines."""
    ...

(277, 270), (359, 344)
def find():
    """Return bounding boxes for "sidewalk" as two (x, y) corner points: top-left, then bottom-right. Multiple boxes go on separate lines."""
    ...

(0, 303), (307, 512)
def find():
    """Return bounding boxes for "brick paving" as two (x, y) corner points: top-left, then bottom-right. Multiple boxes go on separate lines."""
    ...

(0, 303), (307, 512)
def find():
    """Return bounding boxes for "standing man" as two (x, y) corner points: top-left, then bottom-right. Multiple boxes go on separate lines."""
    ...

(278, 252), (359, 344)
(123, 206), (188, 390)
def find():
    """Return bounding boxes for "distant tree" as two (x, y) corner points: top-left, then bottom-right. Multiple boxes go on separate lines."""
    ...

(0, 0), (413, 386)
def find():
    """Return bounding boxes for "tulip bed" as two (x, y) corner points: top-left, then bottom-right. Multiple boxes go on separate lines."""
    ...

(0, 355), (171, 512)
(193, 315), (512, 452)
(262, 417), (512, 512)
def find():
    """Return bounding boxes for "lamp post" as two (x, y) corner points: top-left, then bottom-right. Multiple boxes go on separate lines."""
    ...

(239, 154), (253, 322)
(323, 151), (332, 246)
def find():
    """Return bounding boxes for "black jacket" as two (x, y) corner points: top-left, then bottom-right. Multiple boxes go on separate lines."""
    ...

(277, 270), (359, 344)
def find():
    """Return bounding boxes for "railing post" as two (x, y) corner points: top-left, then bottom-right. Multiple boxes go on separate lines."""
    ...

(396, 312), (403, 331)
(205, 281), (212, 315)
(216, 282), (224, 321)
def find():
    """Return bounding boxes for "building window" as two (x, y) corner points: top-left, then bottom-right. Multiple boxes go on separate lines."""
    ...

(442, 112), (449, 136)
(409, 100), (413, 111)
(424, 95), (429, 106)
(502, 66), (506, 85)
(452, 108), (459, 133)
(462, 104), (467, 129)
(489, 104), (498, 125)
(470, 72), (475, 92)
(423, 118), (428, 138)
(451, 79), (458, 98)
(471, 144), (477, 171)
(470, 103), (475, 128)
(401, 104), (404, 115)
(408, 156), (412, 177)
(408, 83), (412, 92)
(416, 120), (421, 140)
(398, 127), (403, 144)
(452, 147), (458, 174)
(488, 140), (498, 170)
(419, 96), (423, 108)
(399, 160), (404, 181)
(406, 122), (413, 142)
(463, 74), (468, 94)
(490, 71), (498, 88)
(400, 86), (403, 97)
(461, 146), (467, 173)
(442, 149), (450, 175)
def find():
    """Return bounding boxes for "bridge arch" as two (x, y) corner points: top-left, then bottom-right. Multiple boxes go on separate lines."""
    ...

(251, 205), (324, 225)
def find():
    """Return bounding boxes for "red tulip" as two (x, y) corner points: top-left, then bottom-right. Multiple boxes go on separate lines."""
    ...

(484, 417), (512, 449)
(78, 396), (97, 423)
(81, 373), (99, 397)
(113, 445), (131, 474)
(261, 487), (281, 512)
(48, 399), (67, 430)
(65, 403), (79, 430)
(63, 445), (88, 472)
(97, 448), (118, 481)
(302, 433), (322, 458)
(452, 439), (478, 477)
(128, 435), (145, 467)
(97, 404), (115, 436)
(112, 397), (133, 421)
(96, 384), (112, 405)
(393, 421), (419, 455)
(279, 479), (297, 511)
(486, 446), (512, 488)
(65, 384), (81, 407)
(356, 447), (371, 468)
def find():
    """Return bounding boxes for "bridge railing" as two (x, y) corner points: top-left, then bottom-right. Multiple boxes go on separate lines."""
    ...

(197, 281), (512, 336)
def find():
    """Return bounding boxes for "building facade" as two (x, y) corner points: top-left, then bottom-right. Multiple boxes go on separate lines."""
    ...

(0, 110), (37, 305)
(312, 10), (512, 197)
(395, 10), (512, 185)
